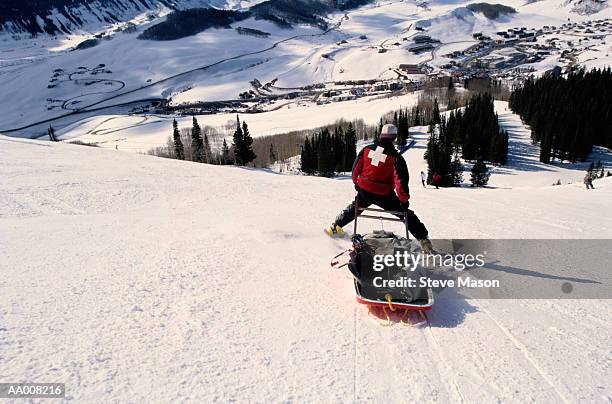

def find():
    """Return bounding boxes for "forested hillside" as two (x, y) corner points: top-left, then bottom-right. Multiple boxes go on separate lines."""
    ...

(509, 68), (612, 163)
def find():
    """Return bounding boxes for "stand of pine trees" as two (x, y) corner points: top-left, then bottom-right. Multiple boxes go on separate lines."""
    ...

(509, 68), (612, 163)
(424, 121), (454, 187)
(232, 115), (257, 166)
(445, 93), (508, 164)
(425, 95), (507, 187)
(383, 104), (429, 143)
(392, 109), (410, 147)
(165, 116), (249, 165)
(301, 123), (357, 176)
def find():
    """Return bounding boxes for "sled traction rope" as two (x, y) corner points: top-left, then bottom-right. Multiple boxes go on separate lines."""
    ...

(368, 299), (429, 327)
(385, 294), (395, 311)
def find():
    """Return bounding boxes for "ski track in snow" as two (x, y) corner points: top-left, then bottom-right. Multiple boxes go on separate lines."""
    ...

(1, 120), (612, 402)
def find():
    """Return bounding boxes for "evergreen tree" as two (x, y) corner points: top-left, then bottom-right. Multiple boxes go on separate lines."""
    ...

(310, 134), (319, 173)
(431, 99), (441, 125)
(172, 119), (185, 160)
(414, 105), (421, 126)
(232, 116), (256, 166)
(396, 109), (410, 147)
(470, 157), (490, 187)
(375, 118), (383, 142)
(332, 126), (345, 172)
(317, 129), (335, 177)
(344, 123), (357, 171)
(449, 153), (464, 186)
(232, 115), (243, 165)
(489, 129), (509, 165)
(221, 139), (232, 165)
(301, 137), (313, 174)
(424, 121), (452, 187)
(191, 116), (204, 163)
(240, 120), (256, 165)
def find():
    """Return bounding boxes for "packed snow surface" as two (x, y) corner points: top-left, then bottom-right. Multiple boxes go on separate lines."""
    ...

(1, 116), (611, 401)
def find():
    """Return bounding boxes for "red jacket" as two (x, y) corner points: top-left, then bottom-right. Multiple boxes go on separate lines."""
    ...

(352, 141), (410, 203)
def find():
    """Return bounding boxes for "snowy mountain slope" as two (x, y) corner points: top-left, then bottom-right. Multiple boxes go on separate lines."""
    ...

(1, 0), (610, 138)
(0, 17), (335, 133)
(0, 0), (266, 37)
(1, 133), (611, 401)
(566, 0), (609, 14)
(0, 0), (373, 38)
(415, 0), (610, 43)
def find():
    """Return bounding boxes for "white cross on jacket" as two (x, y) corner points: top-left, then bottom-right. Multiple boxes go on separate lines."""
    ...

(368, 146), (387, 167)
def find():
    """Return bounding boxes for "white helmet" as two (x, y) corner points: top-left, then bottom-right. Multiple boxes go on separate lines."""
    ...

(380, 123), (398, 139)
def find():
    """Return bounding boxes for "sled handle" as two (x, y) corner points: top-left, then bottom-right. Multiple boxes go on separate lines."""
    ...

(352, 195), (410, 239)
(359, 206), (405, 215)
(353, 195), (359, 236)
(358, 214), (405, 222)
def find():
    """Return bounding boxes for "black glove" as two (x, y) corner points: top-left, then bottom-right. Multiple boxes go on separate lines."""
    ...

(354, 184), (360, 192)
(401, 201), (410, 210)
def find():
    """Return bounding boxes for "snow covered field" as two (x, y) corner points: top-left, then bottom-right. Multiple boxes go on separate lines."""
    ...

(1, 115), (611, 401)
(53, 91), (420, 152)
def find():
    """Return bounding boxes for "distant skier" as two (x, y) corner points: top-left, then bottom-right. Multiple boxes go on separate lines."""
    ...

(432, 172), (441, 189)
(325, 124), (434, 254)
(420, 171), (427, 187)
(584, 173), (594, 190)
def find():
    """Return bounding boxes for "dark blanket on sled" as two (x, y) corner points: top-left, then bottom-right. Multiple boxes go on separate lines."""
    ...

(348, 230), (430, 303)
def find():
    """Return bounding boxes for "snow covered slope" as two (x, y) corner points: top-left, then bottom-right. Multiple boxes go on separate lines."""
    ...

(53, 91), (420, 152)
(0, 0), (264, 37)
(1, 127), (611, 401)
(1, 0), (610, 138)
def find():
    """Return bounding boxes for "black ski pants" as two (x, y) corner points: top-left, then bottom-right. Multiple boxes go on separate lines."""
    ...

(334, 189), (429, 240)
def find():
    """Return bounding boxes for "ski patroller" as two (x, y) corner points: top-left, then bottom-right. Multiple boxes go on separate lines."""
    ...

(325, 123), (434, 252)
